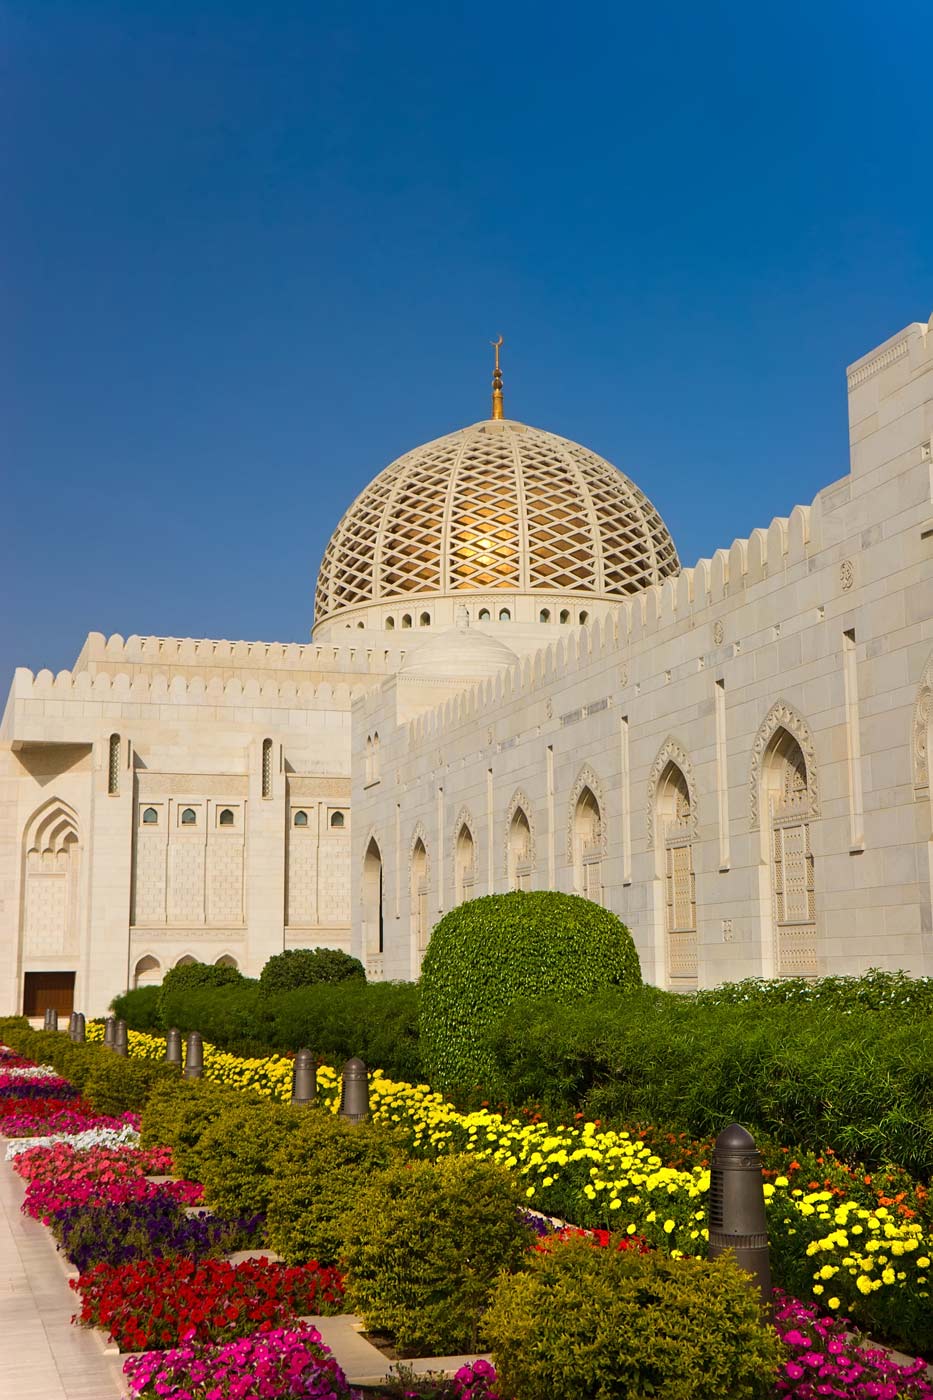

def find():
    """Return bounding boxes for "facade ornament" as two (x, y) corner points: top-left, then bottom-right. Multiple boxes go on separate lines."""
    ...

(748, 699), (819, 829)
(713, 619), (725, 646)
(840, 559), (855, 591)
(545, 696), (553, 720)
(619, 665), (628, 687)
(566, 764), (608, 862)
(912, 651), (933, 791)
(646, 738), (698, 848)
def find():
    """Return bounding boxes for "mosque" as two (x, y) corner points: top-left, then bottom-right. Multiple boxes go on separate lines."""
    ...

(2, 316), (933, 1017)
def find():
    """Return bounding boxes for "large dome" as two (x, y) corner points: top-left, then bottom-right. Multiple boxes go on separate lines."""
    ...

(313, 418), (679, 631)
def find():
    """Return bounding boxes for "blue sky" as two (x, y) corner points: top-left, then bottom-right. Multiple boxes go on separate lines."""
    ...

(3, 1), (931, 690)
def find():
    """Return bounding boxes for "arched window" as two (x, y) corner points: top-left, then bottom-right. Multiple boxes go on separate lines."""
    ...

(372, 732), (380, 782)
(559, 609), (570, 624)
(293, 810), (308, 827)
(218, 808), (234, 826)
(181, 807), (197, 826)
(420, 612), (431, 627)
(330, 811), (345, 829)
(656, 761), (696, 986)
(508, 805), (533, 890)
(411, 837), (429, 954)
(579, 610), (589, 625)
(386, 617), (395, 630)
(142, 807), (158, 825)
(401, 614), (412, 629)
(539, 608), (551, 623)
(572, 785), (603, 905)
(108, 734), (121, 795)
(499, 608), (511, 622)
(175, 954), (196, 967)
(262, 738), (273, 798)
(762, 727), (816, 976)
(215, 954), (238, 969)
(478, 608), (491, 622)
(455, 823), (476, 904)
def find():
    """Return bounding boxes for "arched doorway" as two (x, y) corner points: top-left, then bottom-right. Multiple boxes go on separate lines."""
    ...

(454, 822), (476, 904)
(655, 759), (697, 987)
(411, 836), (429, 957)
(362, 837), (384, 970)
(762, 727), (816, 976)
(572, 785), (603, 904)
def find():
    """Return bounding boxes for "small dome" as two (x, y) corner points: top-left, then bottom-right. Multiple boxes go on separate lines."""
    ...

(314, 417), (679, 631)
(400, 611), (517, 682)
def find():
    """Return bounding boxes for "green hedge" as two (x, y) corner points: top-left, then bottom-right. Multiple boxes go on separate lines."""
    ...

(120, 977), (421, 1082)
(486, 988), (933, 1177)
(109, 986), (162, 1030)
(420, 891), (642, 1093)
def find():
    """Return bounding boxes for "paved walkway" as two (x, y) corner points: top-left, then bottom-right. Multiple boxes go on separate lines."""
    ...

(0, 1150), (124, 1400)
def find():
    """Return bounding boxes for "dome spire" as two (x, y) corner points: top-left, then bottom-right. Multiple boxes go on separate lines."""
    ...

(490, 335), (504, 420)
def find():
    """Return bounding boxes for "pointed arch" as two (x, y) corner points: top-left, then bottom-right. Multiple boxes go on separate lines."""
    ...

(214, 952), (239, 969)
(361, 831), (385, 968)
(409, 822), (430, 955)
(133, 954), (161, 988)
(566, 764), (607, 861)
(749, 699), (818, 828)
(646, 739), (697, 847)
(21, 797), (82, 960)
(505, 788), (536, 890)
(451, 805), (477, 904)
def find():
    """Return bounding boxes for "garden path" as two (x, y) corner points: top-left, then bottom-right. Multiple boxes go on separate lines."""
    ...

(0, 1150), (123, 1399)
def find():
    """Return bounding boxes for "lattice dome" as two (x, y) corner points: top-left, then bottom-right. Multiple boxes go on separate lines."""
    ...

(313, 419), (679, 627)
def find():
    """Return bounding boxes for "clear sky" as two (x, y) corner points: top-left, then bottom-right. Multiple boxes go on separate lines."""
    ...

(3, 1), (931, 691)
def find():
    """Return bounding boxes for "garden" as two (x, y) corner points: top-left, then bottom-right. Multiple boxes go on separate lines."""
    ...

(3, 893), (933, 1398)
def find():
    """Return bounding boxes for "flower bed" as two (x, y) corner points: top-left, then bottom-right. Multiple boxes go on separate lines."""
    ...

(56, 1198), (265, 1273)
(23, 1168), (202, 1225)
(774, 1291), (933, 1398)
(72, 1256), (345, 1351)
(87, 1026), (933, 1354)
(0, 1099), (138, 1136)
(123, 1325), (356, 1400)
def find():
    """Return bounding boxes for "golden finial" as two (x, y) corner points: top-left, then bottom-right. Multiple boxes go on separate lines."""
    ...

(490, 335), (504, 420)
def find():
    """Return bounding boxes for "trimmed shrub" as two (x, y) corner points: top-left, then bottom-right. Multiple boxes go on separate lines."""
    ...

(157, 960), (244, 1025)
(266, 1112), (406, 1266)
(268, 980), (421, 1082)
(484, 1235), (781, 1400)
(420, 891), (641, 1093)
(140, 1077), (247, 1181)
(198, 1099), (304, 1218)
(83, 1055), (179, 1116)
(259, 947), (365, 995)
(344, 1156), (532, 1356)
(110, 986), (162, 1031)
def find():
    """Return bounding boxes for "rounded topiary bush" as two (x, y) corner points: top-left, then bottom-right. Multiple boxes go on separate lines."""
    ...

(198, 1098), (304, 1219)
(485, 1236), (781, 1400)
(344, 1156), (532, 1356)
(419, 891), (641, 1092)
(258, 947), (365, 996)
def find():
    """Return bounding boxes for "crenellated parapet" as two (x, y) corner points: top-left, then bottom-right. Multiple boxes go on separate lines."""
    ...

(72, 631), (408, 680)
(404, 493), (822, 745)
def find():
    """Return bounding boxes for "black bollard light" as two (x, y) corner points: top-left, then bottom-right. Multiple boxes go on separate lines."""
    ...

(104, 1015), (116, 1048)
(165, 1027), (182, 1070)
(113, 1019), (129, 1057)
(291, 1048), (317, 1106)
(183, 1031), (204, 1080)
(68, 1012), (77, 1038)
(72, 1012), (86, 1044)
(338, 1056), (370, 1123)
(708, 1123), (772, 1303)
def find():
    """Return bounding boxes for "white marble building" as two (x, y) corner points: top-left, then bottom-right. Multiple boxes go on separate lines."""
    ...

(2, 315), (932, 1015)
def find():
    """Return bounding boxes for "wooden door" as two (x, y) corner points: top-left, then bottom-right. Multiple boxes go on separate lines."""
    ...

(23, 971), (75, 1017)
